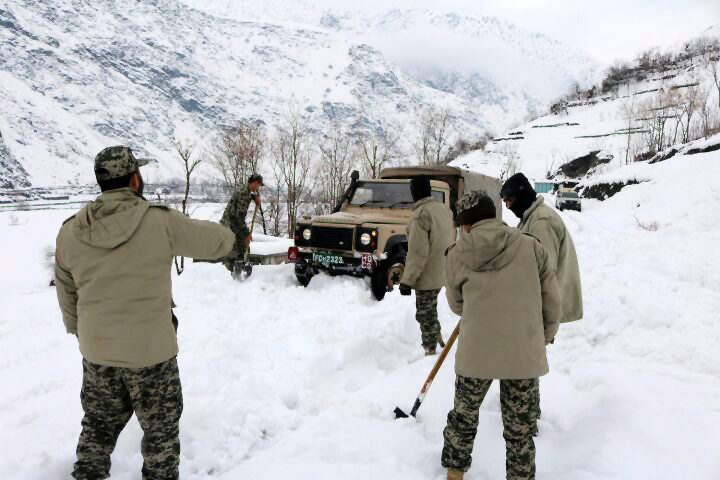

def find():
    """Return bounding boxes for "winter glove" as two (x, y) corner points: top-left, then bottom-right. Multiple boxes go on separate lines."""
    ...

(399, 284), (412, 296)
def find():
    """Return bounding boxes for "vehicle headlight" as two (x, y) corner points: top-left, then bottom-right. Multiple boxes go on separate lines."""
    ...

(360, 233), (371, 245)
(302, 228), (312, 241)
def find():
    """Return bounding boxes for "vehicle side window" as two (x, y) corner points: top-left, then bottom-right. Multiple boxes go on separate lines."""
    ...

(431, 191), (445, 203)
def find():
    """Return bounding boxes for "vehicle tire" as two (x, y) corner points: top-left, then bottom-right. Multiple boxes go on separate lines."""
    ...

(370, 253), (406, 301)
(294, 260), (313, 287)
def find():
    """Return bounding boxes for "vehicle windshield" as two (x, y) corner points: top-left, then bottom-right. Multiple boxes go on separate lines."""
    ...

(348, 182), (444, 208)
(560, 191), (580, 198)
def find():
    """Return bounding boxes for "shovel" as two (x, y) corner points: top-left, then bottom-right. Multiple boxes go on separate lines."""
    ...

(394, 321), (460, 419)
(232, 203), (259, 281)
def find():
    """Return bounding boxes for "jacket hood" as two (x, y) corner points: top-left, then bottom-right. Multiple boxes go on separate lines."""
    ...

(73, 188), (150, 249)
(454, 219), (522, 272)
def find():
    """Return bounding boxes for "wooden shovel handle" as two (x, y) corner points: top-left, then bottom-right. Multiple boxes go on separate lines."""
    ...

(419, 320), (460, 396)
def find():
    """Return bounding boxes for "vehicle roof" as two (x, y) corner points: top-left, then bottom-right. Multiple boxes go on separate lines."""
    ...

(359, 178), (450, 188)
(379, 165), (502, 217)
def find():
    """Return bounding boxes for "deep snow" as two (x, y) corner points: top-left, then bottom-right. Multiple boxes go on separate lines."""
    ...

(1, 148), (720, 479)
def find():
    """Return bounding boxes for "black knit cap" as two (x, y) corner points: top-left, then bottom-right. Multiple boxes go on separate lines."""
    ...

(500, 173), (535, 200)
(410, 176), (431, 202)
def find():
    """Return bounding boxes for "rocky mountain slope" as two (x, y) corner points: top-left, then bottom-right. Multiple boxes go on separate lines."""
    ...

(1, 0), (599, 188)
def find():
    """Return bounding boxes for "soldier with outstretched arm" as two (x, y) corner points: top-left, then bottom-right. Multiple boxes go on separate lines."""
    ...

(54, 146), (234, 479)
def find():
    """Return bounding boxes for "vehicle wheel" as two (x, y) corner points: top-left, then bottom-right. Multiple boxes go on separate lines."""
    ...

(294, 260), (313, 287)
(370, 253), (405, 301)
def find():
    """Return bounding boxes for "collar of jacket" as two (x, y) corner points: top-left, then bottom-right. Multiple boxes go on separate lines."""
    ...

(468, 218), (499, 231)
(99, 187), (146, 202)
(412, 196), (435, 210)
(520, 196), (544, 226)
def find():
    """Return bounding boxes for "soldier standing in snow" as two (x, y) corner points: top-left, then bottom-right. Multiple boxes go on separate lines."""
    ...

(399, 176), (455, 355)
(500, 173), (583, 432)
(220, 174), (263, 273)
(442, 190), (562, 480)
(54, 146), (234, 479)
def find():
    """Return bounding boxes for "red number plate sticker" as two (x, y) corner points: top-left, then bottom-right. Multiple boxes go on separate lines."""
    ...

(361, 253), (373, 270)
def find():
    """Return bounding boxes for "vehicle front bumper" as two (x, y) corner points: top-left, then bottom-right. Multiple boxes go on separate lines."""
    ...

(295, 249), (383, 276)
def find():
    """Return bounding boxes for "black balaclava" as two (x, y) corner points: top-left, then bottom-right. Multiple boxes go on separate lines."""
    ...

(500, 173), (537, 219)
(410, 176), (432, 202)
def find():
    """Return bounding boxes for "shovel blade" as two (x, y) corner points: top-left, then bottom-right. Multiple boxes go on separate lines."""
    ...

(394, 407), (410, 419)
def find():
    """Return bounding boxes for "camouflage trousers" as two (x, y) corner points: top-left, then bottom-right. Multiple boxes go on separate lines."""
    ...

(72, 357), (183, 480)
(415, 288), (442, 349)
(442, 376), (537, 479)
(222, 236), (247, 272)
(531, 378), (541, 424)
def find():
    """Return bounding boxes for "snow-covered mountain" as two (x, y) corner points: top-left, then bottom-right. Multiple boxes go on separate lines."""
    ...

(453, 27), (720, 187)
(182, 2), (602, 130)
(0, 0), (600, 188)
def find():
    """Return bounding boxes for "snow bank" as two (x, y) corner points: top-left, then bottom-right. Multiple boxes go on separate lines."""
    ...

(1, 149), (720, 479)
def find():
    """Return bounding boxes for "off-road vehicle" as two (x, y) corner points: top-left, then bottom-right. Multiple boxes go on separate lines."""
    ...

(555, 189), (582, 212)
(288, 166), (502, 300)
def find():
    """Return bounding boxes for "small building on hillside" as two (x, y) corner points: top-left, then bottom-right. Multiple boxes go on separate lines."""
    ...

(534, 181), (555, 194)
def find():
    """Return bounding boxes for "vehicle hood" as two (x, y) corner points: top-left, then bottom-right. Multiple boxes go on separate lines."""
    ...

(310, 211), (408, 226)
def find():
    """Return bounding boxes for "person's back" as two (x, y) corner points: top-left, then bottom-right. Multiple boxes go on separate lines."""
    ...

(446, 219), (560, 379)
(441, 190), (561, 480)
(400, 176), (455, 355)
(518, 196), (583, 323)
(54, 146), (234, 480)
(56, 188), (234, 367)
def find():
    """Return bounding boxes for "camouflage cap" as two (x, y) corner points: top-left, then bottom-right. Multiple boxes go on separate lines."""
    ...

(455, 190), (497, 225)
(94, 146), (150, 181)
(248, 173), (264, 186)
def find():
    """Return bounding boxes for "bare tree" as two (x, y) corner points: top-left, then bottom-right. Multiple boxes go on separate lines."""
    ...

(416, 107), (457, 165)
(357, 121), (403, 179)
(271, 104), (315, 236)
(207, 122), (266, 194)
(317, 123), (357, 213)
(175, 139), (201, 215)
(173, 139), (202, 274)
(497, 143), (522, 183)
(620, 89), (639, 164)
(706, 54), (720, 109)
(675, 81), (705, 143)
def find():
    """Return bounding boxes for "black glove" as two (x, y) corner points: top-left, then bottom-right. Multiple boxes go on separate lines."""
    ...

(399, 284), (412, 296)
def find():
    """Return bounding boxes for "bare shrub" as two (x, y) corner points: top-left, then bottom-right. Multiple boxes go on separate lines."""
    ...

(271, 104), (315, 236)
(498, 143), (522, 183)
(316, 123), (357, 215)
(416, 107), (458, 165)
(358, 120), (403, 179)
(207, 121), (266, 193)
(634, 214), (660, 231)
(8, 214), (19, 226)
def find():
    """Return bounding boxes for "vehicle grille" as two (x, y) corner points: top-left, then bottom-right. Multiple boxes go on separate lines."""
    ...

(311, 226), (354, 251)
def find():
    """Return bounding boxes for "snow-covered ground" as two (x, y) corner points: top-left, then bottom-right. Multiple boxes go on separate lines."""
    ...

(1, 148), (720, 479)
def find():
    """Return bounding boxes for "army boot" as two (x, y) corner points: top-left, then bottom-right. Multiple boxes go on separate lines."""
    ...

(424, 345), (437, 356)
(447, 468), (464, 480)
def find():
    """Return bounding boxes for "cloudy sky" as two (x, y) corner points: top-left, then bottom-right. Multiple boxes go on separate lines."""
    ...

(310, 0), (719, 63)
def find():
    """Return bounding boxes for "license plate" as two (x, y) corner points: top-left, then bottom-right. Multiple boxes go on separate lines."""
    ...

(313, 252), (344, 266)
